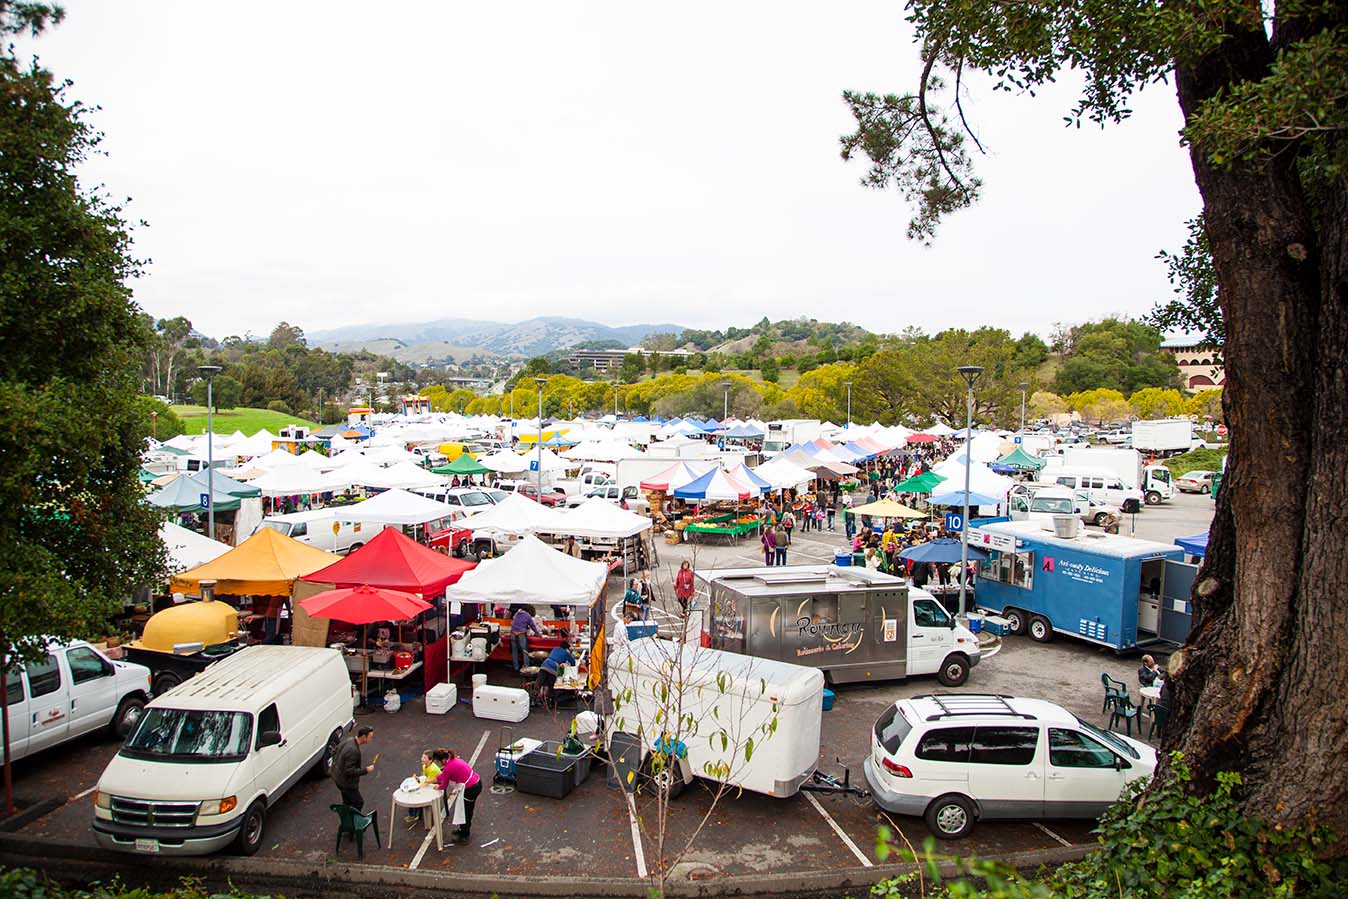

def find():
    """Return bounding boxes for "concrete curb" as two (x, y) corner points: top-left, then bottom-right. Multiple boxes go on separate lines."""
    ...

(0, 833), (1094, 899)
(0, 797), (64, 834)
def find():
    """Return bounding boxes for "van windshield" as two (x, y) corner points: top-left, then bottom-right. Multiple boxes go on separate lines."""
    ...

(260, 521), (293, 537)
(122, 709), (253, 763)
(1031, 497), (1074, 514)
(1074, 715), (1140, 760)
(458, 492), (490, 507)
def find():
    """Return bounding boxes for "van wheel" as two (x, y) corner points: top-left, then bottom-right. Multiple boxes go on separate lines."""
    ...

(235, 801), (266, 855)
(925, 794), (976, 839)
(937, 655), (970, 687)
(1093, 512), (1109, 527)
(1144, 490), (1162, 506)
(315, 729), (343, 778)
(152, 671), (181, 695)
(1004, 609), (1029, 636)
(1029, 615), (1054, 643)
(110, 696), (146, 739)
(348, 542), (364, 552)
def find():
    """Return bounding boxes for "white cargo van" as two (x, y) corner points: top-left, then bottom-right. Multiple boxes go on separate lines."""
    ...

(257, 510), (367, 553)
(92, 645), (354, 856)
(3, 640), (152, 763)
(605, 640), (823, 798)
(1036, 467), (1143, 513)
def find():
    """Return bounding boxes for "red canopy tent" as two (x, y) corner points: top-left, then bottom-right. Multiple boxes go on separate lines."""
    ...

(299, 527), (475, 689)
(906, 433), (939, 443)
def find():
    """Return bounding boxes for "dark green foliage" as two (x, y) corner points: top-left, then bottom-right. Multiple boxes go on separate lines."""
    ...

(1148, 216), (1223, 348)
(0, 2), (165, 662)
(870, 756), (1348, 899)
(1052, 318), (1179, 395)
(0, 868), (286, 899)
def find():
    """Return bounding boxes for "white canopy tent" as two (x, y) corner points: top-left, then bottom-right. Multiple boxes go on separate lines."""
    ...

(346, 460), (446, 491)
(752, 457), (817, 490)
(478, 449), (531, 474)
(337, 488), (456, 525)
(448, 534), (607, 607)
(562, 439), (636, 463)
(461, 492), (567, 534)
(248, 464), (352, 497)
(160, 521), (231, 572)
(545, 497), (652, 539)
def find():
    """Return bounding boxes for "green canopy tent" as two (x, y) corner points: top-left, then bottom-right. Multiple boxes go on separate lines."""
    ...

(432, 454), (492, 476)
(147, 475), (243, 513)
(179, 469), (261, 498)
(994, 446), (1045, 471)
(894, 471), (947, 494)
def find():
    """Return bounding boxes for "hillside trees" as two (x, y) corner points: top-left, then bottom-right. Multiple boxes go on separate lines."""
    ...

(1053, 318), (1180, 395)
(839, 0), (1348, 840)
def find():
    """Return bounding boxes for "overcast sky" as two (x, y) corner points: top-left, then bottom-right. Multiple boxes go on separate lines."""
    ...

(23, 2), (1202, 341)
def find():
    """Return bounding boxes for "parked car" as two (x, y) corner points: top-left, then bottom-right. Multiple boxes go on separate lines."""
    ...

(2, 640), (153, 763)
(1175, 470), (1217, 494)
(864, 694), (1155, 839)
(564, 483), (649, 513)
(408, 445), (447, 467)
(496, 480), (566, 506)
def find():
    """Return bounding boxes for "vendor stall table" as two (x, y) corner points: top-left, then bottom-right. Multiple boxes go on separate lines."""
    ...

(367, 661), (422, 699)
(682, 519), (760, 543)
(389, 784), (448, 850)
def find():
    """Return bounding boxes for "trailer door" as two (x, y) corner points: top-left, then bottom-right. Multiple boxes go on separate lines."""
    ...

(1158, 560), (1198, 644)
(750, 599), (780, 661)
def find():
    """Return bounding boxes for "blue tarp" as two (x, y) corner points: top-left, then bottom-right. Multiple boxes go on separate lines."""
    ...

(1174, 532), (1208, 557)
(928, 490), (1001, 507)
(899, 538), (991, 563)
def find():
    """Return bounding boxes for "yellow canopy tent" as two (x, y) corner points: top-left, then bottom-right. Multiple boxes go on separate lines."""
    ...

(170, 526), (341, 596)
(850, 498), (926, 519)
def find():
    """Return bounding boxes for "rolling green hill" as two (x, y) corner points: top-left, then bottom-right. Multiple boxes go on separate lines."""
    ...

(172, 406), (317, 435)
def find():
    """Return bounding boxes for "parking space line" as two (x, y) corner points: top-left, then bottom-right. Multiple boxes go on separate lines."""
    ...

(1033, 821), (1072, 847)
(71, 785), (98, 801)
(410, 729), (492, 869)
(626, 793), (648, 879)
(803, 792), (872, 867)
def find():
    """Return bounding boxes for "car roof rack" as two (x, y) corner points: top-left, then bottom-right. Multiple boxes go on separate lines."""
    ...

(910, 694), (1038, 722)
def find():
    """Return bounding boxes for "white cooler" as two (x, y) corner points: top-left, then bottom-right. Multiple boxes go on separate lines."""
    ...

(426, 682), (457, 714)
(472, 684), (529, 722)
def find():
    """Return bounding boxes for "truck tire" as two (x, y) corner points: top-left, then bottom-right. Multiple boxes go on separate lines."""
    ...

(1144, 490), (1162, 506)
(924, 794), (976, 839)
(1029, 615), (1054, 643)
(1122, 499), (1141, 514)
(1093, 512), (1110, 526)
(153, 671), (181, 696)
(110, 696), (146, 739)
(235, 801), (266, 856)
(314, 728), (343, 778)
(937, 654), (970, 687)
(1004, 608), (1029, 636)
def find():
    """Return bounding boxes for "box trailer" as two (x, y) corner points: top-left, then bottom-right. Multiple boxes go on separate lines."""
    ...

(696, 565), (982, 687)
(1132, 419), (1201, 456)
(969, 519), (1196, 650)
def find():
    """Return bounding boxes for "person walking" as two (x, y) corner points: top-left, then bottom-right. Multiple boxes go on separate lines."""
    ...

(774, 523), (788, 566)
(762, 526), (776, 566)
(826, 496), (837, 531)
(432, 748), (483, 844)
(674, 560), (695, 614)
(842, 494), (854, 539)
(332, 725), (376, 810)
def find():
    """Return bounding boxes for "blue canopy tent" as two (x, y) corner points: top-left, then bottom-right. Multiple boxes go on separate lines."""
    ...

(928, 490), (1000, 507)
(633, 415), (649, 422)
(719, 424), (765, 439)
(899, 538), (991, 564)
(703, 418), (721, 429)
(843, 441), (875, 461)
(1174, 532), (1208, 558)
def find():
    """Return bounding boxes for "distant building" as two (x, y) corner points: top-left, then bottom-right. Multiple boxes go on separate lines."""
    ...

(1160, 336), (1224, 391)
(566, 346), (694, 373)
(348, 406), (374, 427)
(442, 376), (492, 391)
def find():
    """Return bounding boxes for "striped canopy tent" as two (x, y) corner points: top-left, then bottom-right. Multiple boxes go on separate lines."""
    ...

(639, 461), (712, 492)
(673, 468), (754, 501)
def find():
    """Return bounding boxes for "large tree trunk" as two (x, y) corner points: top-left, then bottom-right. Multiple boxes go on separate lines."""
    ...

(1165, 19), (1348, 846)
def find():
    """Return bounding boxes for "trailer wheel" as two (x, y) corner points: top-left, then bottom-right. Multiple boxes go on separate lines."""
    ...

(1029, 615), (1054, 643)
(1004, 609), (1029, 636)
(642, 755), (687, 800)
(937, 654), (970, 687)
(152, 671), (181, 695)
(1144, 490), (1162, 506)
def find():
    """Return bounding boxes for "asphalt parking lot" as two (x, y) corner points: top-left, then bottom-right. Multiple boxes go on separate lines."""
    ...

(6, 493), (1213, 885)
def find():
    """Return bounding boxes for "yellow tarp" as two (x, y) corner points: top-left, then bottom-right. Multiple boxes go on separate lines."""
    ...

(514, 430), (568, 444)
(170, 526), (341, 597)
(850, 498), (926, 519)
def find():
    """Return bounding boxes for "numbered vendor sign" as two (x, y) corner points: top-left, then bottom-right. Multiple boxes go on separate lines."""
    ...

(1013, 435), (1023, 444)
(944, 512), (964, 533)
(529, 460), (539, 472)
(199, 493), (210, 509)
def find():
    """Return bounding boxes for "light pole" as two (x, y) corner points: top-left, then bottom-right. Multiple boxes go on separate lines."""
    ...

(534, 376), (547, 501)
(956, 365), (983, 617)
(844, 381), (853, 429)
(720, 380), (731, 421)
(614, 384), (619, 419)
(1018, 382), (1029, 432)
(198, 365), (222, 540)
(150, 411), (158, 440)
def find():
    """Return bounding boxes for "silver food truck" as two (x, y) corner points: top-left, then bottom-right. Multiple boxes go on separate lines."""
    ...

(695, 565), (983, 687)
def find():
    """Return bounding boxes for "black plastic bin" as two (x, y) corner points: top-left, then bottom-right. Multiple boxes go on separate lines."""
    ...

(516, 749), (579, 799)
(536, 740), (592, 784)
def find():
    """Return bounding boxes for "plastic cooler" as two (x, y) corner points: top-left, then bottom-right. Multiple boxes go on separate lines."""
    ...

(425, 682), (457, 714)
(966, 612), (984, 634)
(822, 688), (836, 711)
(494, 737), (543, 782)
(626, 621), (658, 640)
(834, 550), (851, 567)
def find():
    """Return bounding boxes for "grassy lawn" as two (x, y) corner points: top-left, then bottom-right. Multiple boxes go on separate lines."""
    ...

(172, 405), (316, 435)
(1161, 446), (1229, 477)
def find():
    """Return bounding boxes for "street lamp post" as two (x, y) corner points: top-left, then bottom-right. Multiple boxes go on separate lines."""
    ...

(1018, 382), (1029, 432)
(534, 377), (547, 501)
(956, 365), (983, 617)
(198, 365), (222, 541)
(150, 411), (158, 440)
(844, 381), (853, 429)
(720, 380), (731, 421)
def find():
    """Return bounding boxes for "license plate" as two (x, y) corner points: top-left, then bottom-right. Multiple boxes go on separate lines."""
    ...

(134, 838), (160, 853)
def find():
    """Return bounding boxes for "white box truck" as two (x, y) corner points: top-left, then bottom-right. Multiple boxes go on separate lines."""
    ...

(1132, 419), (1204, 456)
(762, 420), (823, 457)
(1045, 447), (1174, 505)
(605, 638), (823, 798)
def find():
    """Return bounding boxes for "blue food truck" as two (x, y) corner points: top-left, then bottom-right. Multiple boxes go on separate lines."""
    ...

(968, 519), (1196, 651)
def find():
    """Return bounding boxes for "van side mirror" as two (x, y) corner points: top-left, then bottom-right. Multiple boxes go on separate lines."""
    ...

(948, 617), (957, 629)
(1115, 756), (1130, 770)
(259, 730), (283, 748)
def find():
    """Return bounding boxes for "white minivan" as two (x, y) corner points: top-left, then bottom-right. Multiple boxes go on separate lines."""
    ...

(92, 645), (354, 856)
(257, 510), (367, 554)
(3, 640), (153, 763)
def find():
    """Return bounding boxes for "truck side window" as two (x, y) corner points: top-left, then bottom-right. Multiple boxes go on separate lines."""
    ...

(66, 646), (111, 684)
(1056, 477), (1074, 488)
(27, 655), (61, 698)
(291, 522), (307, 538)
(3, 668), (23, 706)
(256, 703), (281, 747)
(912, 599), (949, 628)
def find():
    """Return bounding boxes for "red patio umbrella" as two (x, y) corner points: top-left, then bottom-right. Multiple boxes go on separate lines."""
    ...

(299, 584), (431, 625)
(906, 433), (939, 443)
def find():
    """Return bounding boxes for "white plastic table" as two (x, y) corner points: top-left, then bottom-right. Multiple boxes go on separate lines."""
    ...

(1139, 685), (1162, 704)
(389, 784), (445, 850)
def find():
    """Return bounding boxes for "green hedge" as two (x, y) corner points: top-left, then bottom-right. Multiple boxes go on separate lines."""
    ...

(0, 869), (284, 899)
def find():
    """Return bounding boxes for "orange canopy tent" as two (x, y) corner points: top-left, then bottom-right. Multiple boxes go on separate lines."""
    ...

(170, 526), (341, 596)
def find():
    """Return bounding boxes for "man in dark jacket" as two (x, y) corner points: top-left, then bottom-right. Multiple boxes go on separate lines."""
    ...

(332, 725), (376, 810)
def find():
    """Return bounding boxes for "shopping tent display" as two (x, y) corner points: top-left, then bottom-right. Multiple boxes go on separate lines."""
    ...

(298, 584), (431, 625)
(518, 446), (570, 473)
(895, 471), (947, 493)
(147, 476), (242, 513)
(967, 432), (1004, 463)
(562, 439), (635, 462)
(448, 534), (607, 607)
(900, 538), (990, 563)
(170, 526), (340, 596)
(928, 490), (1002, 507)
(432, 454), (491, 476)
(674, 468), (753, 501)
(249, 464), (351, 498)
(160, 521), (231, 572)
(346, 460), (446, 491)
(639, 461), (712, 492)
(301, 526), (475, 595)
(478, 449), (531, 473)
(726, 462), (773, 493)
(994, 446), (1045, 471)
(459, 492), (567, 534)
(295, 450), (332, 469)
(718, 423), (764, 438)
(926, 423), (956, 437)
(906, 433), (939, 444)
(180, 469), (260, 498)
(1175, 532), (1208, 557)
(850, 498), (925, 519)
(338, 488), (457, 526)
(753, 457), (816, 490)
(546, 497), (651, 540)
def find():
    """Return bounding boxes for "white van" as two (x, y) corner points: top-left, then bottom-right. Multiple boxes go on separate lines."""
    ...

(605, 640), (823, 799)
(3, 640), (152, 763)
(92, 645), (354, 856)
(257, 510), (367, 553)
(1035, 467), (1143, 513)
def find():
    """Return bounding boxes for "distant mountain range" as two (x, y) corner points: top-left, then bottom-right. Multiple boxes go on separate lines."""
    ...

(308, 316), (686, 360)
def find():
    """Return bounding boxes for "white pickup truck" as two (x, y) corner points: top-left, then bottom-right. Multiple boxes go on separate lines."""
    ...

(565, 483), (649, 512)
(556, 466), (615, 497)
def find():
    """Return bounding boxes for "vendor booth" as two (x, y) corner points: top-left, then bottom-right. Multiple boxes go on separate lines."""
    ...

(542, 497), (655, 578)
